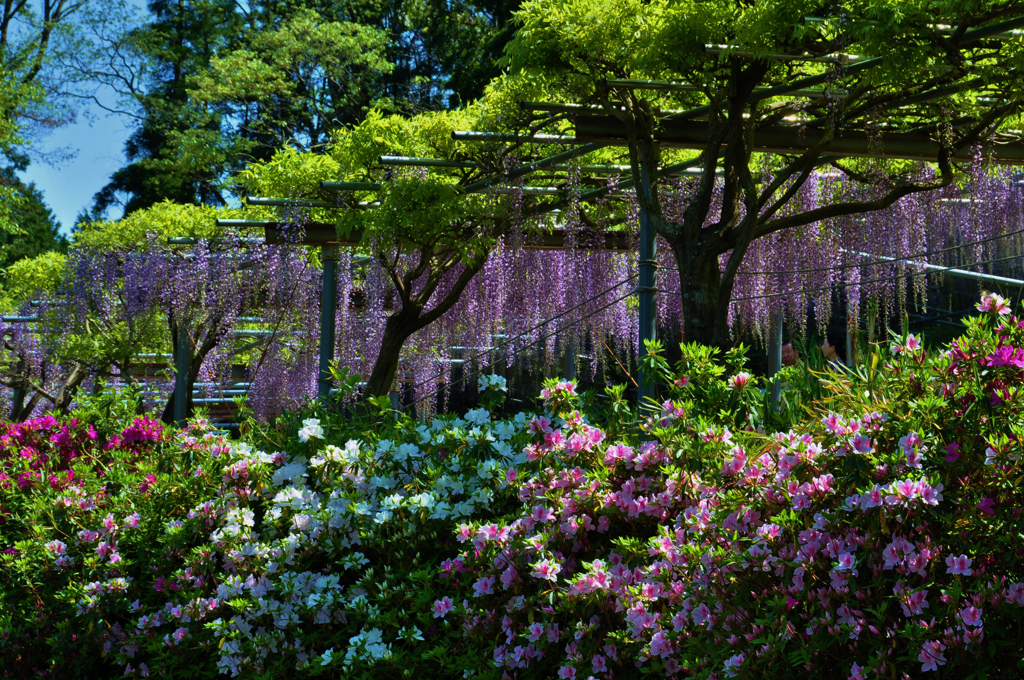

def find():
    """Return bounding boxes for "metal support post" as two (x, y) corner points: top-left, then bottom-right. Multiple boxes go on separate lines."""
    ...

(10, 356), (26, 420)
(637, 149), (658, 408)
(174, 322), (192, 426)
(318, 245), (338, 402)
(539, 322), (548, 378)
(563, 336), (577, 381)
(768, 310), (784, 410)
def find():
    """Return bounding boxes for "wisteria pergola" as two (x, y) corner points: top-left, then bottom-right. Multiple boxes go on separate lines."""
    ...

(222, 14), (1024, 418)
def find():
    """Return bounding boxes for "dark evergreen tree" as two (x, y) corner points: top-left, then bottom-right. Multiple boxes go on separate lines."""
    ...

(90, 0), (523, 217)
(91, 0), (243, 215)
(0, 167), (68, 270)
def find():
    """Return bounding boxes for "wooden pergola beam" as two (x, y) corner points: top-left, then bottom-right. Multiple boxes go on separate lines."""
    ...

(571, 115), (1024, 163)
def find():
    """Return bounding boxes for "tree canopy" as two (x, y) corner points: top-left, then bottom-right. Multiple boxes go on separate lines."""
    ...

(503, 0), (1024, 344)
(86, 0), (523, 218)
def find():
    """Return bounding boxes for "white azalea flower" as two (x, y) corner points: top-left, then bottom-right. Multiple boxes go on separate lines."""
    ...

(297, 418), (323, 442)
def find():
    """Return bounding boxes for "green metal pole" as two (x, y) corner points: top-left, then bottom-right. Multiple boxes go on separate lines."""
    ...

(10, 356), (25, 420)
(174, 322), (192, 426)
(318, 245), (338, 402)
(637, 148), (658, 409)
(769, 310), (783, 410)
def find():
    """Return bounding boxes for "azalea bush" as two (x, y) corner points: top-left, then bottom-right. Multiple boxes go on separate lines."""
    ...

(446, 294), (1024, 679)
(1, 294), (1023, 680)
(0, 378), (539, 678)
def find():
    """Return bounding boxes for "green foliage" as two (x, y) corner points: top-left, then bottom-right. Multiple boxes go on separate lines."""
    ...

(0, 251), (67, 311)
(190, 8), (393, 154)
(0, 169), (68, 270)
(239, 105), (516, 254)
(88, 0), (522, 215)
(74, 201), (254, 249)
(90, 0), (250, 215)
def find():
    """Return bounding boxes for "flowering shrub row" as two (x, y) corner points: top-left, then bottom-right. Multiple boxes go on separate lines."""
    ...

(1, 294), (1023, 679)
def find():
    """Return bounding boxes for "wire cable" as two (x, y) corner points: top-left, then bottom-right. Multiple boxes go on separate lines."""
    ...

(733, 225), (1024, 276)
(403, 273), (639, 395)
(405, 286), (639, 410)
(666, 252), (1024, 302)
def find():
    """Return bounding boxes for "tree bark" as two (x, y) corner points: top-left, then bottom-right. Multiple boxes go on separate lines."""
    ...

(674, 239), (726, 346)
(361, 254), (487, 400)
(363, 308), (422, 398)
(160, 317), (224, 424)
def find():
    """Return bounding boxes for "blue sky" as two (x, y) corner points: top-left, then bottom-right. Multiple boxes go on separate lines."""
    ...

(20, 102), (134, 234)
(16, 0), (147, 235)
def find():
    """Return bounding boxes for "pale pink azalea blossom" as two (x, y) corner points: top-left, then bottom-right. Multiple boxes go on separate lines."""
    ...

(472, 576), (496, 596)
(918, 640), (947, 671)
(946, 554), (973, 576)
(531, 558), (562, 581)
(431, 596), (454, 618)
(977, 292), (1011, 315)
(45, 539), (67, 555)
(727, 372), (751, 390)
(960, 606), (983, 627)
(1005, 582), (1024, 605)
(723, 652), (745, 677)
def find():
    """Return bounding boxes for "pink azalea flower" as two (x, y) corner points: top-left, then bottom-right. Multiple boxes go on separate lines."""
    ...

(78, 529), (100, 543)
(978, 497), (996, 516)
(945, 554), (973, 576)
(45, 540), (67, 555)
(691, 602), (712, 626)
(836, 552), (856, 571)
(918, 640), (947, 671)
(649, 631), (673, 658)
(960, 606), (983, 627)
(432, 596), (454, 618)
(531, 559), (562, 581)
(727, 372), (751, 390)
(723, 652), (745, 677)
(1006, 582), (1024, 606)
(977, 292), (1011, 315)
(985, 345), (1024, 368)
(529, 416), (553, 434)
(500, 566), (517, 589)
(531, 505), (555, 523)
(472, 576), (496, 597)
(943, 442), (961, 462)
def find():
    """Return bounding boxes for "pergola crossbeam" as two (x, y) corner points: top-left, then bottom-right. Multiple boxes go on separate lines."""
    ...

(570, 115), (1024, 163)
